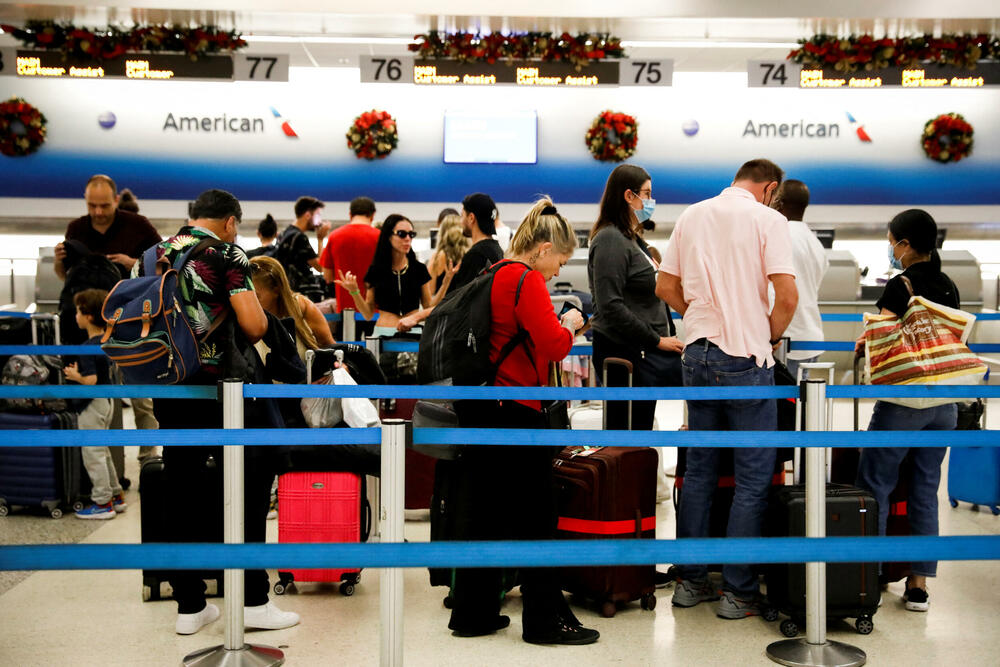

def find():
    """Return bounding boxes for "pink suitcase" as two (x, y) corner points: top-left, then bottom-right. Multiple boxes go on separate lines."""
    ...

(275, 471), (365, 595)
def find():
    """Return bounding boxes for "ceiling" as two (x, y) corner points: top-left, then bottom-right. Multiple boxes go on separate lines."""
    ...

(0, 3), (997, 71)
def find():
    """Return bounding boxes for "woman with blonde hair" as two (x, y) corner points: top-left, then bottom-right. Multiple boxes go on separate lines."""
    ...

(448, 198), (599, 646)
(429, 213), (469, 292)
(250, 256), (334, 358)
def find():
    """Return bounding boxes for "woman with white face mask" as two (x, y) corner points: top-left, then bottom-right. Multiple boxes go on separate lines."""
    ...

(587, 164), (684, 432)
(856, 208), (960, 613)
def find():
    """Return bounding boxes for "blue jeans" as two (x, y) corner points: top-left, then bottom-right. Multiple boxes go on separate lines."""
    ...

(676, 340), (777, 596)
(855, 401), (956, 578)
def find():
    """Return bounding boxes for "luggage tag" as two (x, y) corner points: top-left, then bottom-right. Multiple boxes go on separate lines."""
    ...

(566, 445), (604, 458)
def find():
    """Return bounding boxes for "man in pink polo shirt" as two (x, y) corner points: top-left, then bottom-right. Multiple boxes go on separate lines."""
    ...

(656, 158), (798, 619)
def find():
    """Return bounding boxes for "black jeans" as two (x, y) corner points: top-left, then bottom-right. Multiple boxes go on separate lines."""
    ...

(154, 392), (275, 614)
(449, 399), (565, 632)
(592, 330), (682, 431)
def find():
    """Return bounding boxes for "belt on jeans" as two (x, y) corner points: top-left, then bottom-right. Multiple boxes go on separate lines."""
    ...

(689, 338), (719, 349)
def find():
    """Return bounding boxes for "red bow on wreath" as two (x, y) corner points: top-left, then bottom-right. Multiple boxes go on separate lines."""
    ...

(346, 109), (398, 160)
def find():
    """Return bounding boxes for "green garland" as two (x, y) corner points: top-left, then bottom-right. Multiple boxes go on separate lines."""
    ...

(0, 20), (247, 61)
(409, 31), (624, 69)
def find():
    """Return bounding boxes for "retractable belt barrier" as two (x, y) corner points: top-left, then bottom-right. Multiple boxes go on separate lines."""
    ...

(2, 356), (1000, 665)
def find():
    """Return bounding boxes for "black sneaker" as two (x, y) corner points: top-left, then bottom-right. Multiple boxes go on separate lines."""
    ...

(523, 622), (600, 646)
(451, 615), (510, 637)
(654, 570), (673, 589)
(903, 587), (929, 612)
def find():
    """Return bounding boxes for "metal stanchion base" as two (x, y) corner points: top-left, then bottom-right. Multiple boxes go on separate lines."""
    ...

(766, 639), (866, 667)
(183, 644), (284, 667)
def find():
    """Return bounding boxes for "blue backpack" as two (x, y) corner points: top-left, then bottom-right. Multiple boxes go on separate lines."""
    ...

(100, 238), (222, 385)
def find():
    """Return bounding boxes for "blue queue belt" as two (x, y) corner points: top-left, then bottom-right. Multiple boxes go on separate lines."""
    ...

(3, 383), (1000, 402)
(0, 426), (996, 449)
(2, 536), (998, 572)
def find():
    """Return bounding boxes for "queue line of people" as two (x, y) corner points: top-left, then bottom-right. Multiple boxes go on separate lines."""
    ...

(44, 161), (961, 643)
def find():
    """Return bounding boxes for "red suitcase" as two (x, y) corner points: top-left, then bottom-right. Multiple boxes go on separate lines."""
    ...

(275, 471), (366, 596)
(552, 445), (658, 617)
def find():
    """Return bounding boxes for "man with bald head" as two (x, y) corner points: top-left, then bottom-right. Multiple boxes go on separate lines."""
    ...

(55, 174), (162, 281)
(56, 174), (163, 456)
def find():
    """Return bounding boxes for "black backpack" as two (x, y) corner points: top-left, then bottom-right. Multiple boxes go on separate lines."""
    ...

(417, 260), (529, 386)
(58, 250), (122, 312)
(273, 226), (324, 301)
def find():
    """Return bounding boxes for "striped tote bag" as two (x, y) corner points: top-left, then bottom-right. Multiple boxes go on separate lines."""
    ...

(863, 277), (987, 409)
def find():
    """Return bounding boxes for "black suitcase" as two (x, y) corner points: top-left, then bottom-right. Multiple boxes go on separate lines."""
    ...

(139, 456), (224, 602)
(764, 484), (879, 637)
(0, 411), (84, 518)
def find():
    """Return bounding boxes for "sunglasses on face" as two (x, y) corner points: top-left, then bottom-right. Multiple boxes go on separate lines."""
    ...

(393, 230), (417, 239)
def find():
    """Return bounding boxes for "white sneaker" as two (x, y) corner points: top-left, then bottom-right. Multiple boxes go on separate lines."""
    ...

(175, 603), (220, 635)
(244, 601), (300, 630)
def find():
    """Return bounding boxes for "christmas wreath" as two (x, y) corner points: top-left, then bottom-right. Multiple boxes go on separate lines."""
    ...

(586, 110), (637, 162)
(409, 31), (624, 69)
(346, 110), (398, 160)
(788, 33), (999, 72)
(922, 113), (973, 164)
(0, 97), (47, 158)
(0, 20), (246, 61)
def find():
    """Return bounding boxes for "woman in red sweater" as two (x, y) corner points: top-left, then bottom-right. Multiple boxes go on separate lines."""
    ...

(449, 199), (599, 646)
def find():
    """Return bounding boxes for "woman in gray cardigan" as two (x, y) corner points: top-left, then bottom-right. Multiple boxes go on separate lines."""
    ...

(588, 164), (684, 430)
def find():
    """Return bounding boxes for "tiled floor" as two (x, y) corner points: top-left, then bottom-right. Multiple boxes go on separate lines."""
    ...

(1, 401), (998, 666)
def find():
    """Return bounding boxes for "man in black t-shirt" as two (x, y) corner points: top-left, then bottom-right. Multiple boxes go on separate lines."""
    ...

(273, 196), (330, 298)
(448, 192), (504, 294)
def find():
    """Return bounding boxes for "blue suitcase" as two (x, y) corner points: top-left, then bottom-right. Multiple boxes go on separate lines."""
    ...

(0, 411), (83, 518)
(948, 447), (1000, 515)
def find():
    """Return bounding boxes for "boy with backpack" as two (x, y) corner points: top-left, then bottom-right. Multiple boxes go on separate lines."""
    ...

(64, 288), (126, 519)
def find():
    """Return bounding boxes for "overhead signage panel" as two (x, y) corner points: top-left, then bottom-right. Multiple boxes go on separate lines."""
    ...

(360, 56), (673, 87)
(1, 50), (287, 82)
(750, 60), (1000, 88)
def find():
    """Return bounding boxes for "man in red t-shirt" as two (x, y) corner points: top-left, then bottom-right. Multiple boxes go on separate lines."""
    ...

(319, 196), (379, 314)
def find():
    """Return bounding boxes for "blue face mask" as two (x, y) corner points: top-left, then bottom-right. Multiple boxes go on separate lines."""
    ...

(635, 197), (656, 223)
(888, 241), (904, 271)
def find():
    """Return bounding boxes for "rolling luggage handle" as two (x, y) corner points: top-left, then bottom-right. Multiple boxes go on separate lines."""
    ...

(765, 378), (866, 667)
(602, 357), (633, 430)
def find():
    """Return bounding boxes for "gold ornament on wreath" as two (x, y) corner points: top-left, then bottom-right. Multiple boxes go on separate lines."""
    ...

(346, 109), (398, 160)
(586, 110), (637, 162)
(922, 113), (973, 164)
(0, 97), (47, 157)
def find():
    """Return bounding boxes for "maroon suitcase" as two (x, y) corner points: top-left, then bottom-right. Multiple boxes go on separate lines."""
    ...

(552, 445), (658, 617)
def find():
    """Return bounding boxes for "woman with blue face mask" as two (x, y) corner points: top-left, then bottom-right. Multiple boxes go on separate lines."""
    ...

(587, 164), (684, 430)
(855, 208), (960, 614)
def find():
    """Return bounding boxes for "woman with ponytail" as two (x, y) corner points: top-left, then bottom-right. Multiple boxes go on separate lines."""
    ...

(855, 208), (959, 613)
(250, 255), (334, 357)
(448, 198), (599, 646)
(588, 165), (684, 433)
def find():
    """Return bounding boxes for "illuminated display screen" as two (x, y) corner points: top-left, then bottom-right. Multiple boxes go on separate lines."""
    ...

(443, 110), (538, 164)
(11, 50), (233, 80)
(798, 63), (1000, 89)
(414, 59), (620, 87)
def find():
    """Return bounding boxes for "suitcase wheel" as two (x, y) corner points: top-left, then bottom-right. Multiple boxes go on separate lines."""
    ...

(780, 619), (799, 637)
(443, 594), (453, 609)
(273, 582), (287, 596)
(991, 506), (1000, 516)
(72, 501), (84, 512)
(50, 507), (63, 519)
(949, 498), (958, 508)
(274, 572), (294, 595)
(0, 503), (8, 517)
(762, 606), (780, 622)
(855, 615), (874, 635)
(640, 594), (657, 611)
(340, 583), (355, 596)
(600, 601), (617, 618)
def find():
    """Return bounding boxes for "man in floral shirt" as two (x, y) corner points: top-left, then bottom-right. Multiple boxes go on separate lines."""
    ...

(137, 189), (299, 636)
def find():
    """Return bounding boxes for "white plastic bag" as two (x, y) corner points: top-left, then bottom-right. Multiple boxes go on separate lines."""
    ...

(333, 366), (381, 428)
(300, 372), (344, 428)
